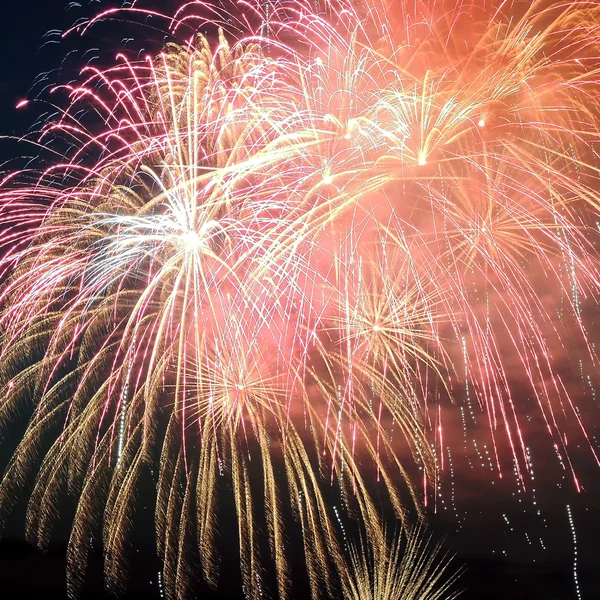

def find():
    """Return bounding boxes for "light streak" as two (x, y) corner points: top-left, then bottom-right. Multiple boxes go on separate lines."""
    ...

(567, 504), (582, 600)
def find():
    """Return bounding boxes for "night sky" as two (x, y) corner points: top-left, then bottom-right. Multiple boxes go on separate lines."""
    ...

(0, 1), (599, 599)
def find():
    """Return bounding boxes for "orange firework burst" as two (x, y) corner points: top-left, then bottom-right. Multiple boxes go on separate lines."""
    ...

(0, 0), (599, 598)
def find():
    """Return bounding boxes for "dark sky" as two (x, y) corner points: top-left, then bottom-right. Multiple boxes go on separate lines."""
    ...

(0, 1), (600, 599)
(0, 1), (61, 143)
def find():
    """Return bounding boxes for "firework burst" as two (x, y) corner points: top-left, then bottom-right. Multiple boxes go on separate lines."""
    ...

(0, 0), (599, 598)
(340, 524), (461, 600)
